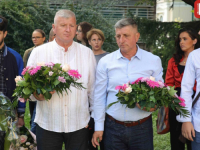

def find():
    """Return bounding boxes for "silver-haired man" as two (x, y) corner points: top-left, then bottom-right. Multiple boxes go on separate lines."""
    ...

(92, 18), (163, 150)
(27, 9), (96, 150)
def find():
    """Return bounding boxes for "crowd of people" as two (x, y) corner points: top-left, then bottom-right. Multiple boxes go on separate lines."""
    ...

(0, 8), (199, 150)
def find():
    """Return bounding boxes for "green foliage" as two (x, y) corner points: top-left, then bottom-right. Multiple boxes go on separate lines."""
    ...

(0, 0), (55, 55)
(0, 0), (122, 56)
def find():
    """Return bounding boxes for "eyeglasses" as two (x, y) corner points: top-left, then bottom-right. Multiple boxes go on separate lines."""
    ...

(77, 30), (82, 33)
(32, 37), (43, 40)
(91, 39), (102, 42)
(0, 18), (3, 24)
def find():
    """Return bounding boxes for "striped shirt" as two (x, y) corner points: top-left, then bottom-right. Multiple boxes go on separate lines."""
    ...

(27, 40), (96, 133)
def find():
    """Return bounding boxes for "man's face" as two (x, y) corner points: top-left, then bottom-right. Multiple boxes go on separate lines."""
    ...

(0, 31), (7, 48)
(52, 17), (77, 45)
(115, 25), (140, 54)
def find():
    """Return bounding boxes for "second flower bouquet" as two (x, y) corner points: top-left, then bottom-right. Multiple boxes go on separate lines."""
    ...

(13, 62), (85, 101)
(108, 76), (189, 117)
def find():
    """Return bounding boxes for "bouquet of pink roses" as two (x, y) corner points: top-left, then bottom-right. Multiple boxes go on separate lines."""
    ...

(13, 62), (84, 101)
(108, 76), (189, 117)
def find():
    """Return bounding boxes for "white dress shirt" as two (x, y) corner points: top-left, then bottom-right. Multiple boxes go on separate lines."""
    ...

(27, 40), (96, 133)
(177, 48), (200, 132)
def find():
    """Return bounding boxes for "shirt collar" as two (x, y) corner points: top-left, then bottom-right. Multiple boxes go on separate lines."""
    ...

(53, 39), (75, 52)
(116, 45), (142, 60)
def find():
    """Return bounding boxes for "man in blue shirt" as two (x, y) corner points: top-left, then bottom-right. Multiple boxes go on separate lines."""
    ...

(92, 18), (163, 150)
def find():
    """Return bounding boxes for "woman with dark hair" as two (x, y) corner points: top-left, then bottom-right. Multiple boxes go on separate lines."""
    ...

(165, 28), (200, 150)
(76, 22), (93, 47)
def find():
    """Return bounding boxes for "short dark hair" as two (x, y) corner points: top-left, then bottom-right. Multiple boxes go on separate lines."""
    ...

(0, 16), (8, 32)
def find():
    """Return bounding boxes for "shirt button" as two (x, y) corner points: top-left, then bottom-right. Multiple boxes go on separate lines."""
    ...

(6, 78), (8, 80)
(65, 105), (67, 106)
(4, 68), (6, 70)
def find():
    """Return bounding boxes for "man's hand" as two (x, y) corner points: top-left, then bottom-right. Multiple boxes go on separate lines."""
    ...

(136, 103), (156, 112)
(182, 122), (195, 141)
(33, 90), (56, 101)
(92, 131), (103, 148)
(17, 117), (24, 127)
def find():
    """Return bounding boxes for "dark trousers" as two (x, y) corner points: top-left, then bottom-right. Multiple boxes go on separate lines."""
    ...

(36, 124), (89, 150)
(169, 108), (191, 150)
(104, 115), (153, 150)
(88, 117), (104, 150)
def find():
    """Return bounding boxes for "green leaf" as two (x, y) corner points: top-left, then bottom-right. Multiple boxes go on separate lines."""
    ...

(150, 95), (156, 102)
(149, 91), (154, 95)
(124, 96), (129, 101)
(107, 101), (119, 108)
(53, 80), (60, 86)
(17, 80), (29, 87)
(22, 87), (32, 95)
(44, 92), (52, 100)
(168, 86), (177, 96)
(43, 69), (49, 75)
(41, 88), (46, 94)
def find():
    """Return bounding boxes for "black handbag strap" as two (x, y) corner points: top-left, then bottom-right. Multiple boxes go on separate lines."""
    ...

(192, 91), (200, 108)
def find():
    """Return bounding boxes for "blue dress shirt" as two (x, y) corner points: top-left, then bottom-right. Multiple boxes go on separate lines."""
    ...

(177, 48), (200, 132)
(94, 46), (163, 131)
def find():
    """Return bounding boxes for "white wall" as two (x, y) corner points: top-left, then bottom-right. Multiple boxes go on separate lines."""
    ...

(156, 0), (193, 22)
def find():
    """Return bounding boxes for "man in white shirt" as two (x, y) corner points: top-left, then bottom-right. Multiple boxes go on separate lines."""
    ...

(177, 48), (200, 150)
(27, 9), (96, 150)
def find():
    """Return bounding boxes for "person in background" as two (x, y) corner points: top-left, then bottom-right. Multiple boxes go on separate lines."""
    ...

(0, 15), (25, 150)
(48, 28), (56, 42)
(76, 22), (93, 47)
(86, 29), (109, 150)
(176, 32), (200, 150)
(23, 29), (46, 67)
(92, 18), (163, 150)
(87, 28), (109, 64)
(23, 29), (46, 134)
(165, 28), (200, 150)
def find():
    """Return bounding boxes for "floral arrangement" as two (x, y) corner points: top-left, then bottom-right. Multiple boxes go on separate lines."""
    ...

(13, 62), (85, 101)
(10, 126), (36, 150)
(108, 76), (189, 117)
(0, 92), (18, 150)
